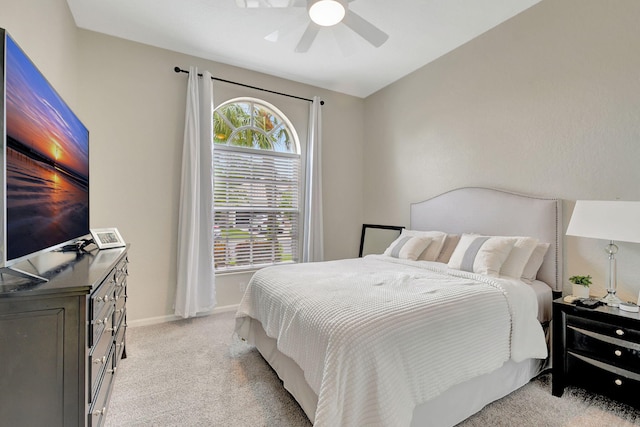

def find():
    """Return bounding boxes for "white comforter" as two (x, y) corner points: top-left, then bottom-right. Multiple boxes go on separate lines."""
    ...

(235, 255), (547, 427)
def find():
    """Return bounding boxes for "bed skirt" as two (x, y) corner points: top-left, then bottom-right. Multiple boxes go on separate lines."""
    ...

(239, 316), (547, 427)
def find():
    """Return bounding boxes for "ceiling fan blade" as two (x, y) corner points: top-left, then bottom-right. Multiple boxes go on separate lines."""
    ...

(331, 26), (358, 57)
(235, 0), (305, 8)
(342, 10), (388, 47)
(295, 22), (321, 53)
(264, 15), (308, 43)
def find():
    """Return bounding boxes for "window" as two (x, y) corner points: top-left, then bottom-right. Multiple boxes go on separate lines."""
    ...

(213, 98), (301, 272)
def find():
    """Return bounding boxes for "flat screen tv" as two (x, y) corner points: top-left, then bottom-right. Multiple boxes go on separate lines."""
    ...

(1, 28), (89, 280)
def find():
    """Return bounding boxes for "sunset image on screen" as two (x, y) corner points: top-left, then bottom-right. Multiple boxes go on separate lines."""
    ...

(4, 35), (89, 261)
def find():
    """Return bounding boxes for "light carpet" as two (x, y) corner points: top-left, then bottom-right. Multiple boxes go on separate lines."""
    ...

(104, 311), (640, 427)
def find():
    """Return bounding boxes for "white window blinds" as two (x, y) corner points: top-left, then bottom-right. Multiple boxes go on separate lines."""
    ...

(214, 145), (300, 272)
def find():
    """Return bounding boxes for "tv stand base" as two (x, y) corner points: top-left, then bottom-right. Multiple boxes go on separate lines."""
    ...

(0, 266), (47, 283)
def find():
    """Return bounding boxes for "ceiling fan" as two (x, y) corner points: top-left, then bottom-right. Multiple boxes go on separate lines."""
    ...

(235, 0), (389, 53)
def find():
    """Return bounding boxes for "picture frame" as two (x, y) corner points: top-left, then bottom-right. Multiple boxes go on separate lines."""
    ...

(90, 228), (126, 249)
(359, 224), (405, 257)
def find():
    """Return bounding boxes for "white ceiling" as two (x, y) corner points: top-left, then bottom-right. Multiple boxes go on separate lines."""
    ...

(66, 0), (541, 98)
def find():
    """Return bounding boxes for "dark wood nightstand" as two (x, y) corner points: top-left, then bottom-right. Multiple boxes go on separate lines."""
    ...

(552, 298), (640, 408)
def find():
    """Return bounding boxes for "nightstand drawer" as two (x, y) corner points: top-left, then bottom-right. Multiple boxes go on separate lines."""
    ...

(567, 314), (640, 344)
(567, 351), (640, 407)
(567, 324), (640, 372)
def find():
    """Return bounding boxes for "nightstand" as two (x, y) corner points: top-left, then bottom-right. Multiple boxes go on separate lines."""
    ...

(552, 298), (640, 408)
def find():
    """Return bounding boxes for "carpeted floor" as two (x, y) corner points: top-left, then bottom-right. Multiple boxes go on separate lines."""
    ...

(104, 311), (640, 427)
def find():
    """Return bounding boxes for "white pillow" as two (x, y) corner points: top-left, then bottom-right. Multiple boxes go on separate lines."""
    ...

(500, 236), (539, 279)
(400, 230), (447, 261)
(384, 236), (433, 261)
(448, 234), (517, 276)
(521, 242), (550, 284)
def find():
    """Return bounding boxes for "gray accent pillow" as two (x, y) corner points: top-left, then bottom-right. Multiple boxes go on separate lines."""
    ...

(384, 236), (433, 261)
(448, 234), (517, 276)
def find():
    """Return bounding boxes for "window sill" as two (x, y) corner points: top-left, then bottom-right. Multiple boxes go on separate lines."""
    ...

(215, 261), (296, 276)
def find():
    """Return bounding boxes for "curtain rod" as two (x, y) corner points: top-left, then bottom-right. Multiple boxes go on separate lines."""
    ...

(174, 67), (324, 105)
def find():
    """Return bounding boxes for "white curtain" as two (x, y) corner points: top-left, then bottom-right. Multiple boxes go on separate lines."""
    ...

(302, 96), (324, 262)
(175, 66), (216, 318)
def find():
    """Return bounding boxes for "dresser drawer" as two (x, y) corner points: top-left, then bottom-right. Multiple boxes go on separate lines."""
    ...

(90, 286), (115, 349)
(87, 251), (129, 426)
(114, 276), (126, 298)
(114, 259), (128, 290)
(113, 293), (126, 328)
(567, 324), (640, 372)
(88, 349), (116, 427)
(90, 276), (116, 323)
(90, 304), (114, 349)
(89, 318), (114, 402)
(567, 351), (640, 407)
(114, 314), (127, 364)
(567, 314), (640, 344)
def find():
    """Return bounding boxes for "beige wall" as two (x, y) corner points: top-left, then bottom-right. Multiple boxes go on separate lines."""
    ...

(0, 0), (79, 107)
(77, 32), (364, 323)
(363, 0), (640, 301)
(1, 0), (365, 323)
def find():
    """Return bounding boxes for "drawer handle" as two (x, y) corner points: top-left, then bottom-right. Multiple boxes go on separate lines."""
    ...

(108, 367), (117, 374)
(616, 329), (625, 336)
(105, 327), (115, 333)
(95, 295), (108, 303)
(615, 349), (622, 357)
(93, 356), (107, 365)
(615, 379), (623, 386)
(92, 407), (106, 417)
(95, 317), (109, 326)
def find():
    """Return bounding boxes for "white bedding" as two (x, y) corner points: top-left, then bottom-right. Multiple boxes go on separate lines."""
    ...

(235, 255), (547, 427)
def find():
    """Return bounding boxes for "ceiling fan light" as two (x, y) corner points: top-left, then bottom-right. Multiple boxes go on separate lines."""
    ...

(308, 0), (346, 27)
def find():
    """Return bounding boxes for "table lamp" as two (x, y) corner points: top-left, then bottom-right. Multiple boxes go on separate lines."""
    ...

(566, 200), (640, 307)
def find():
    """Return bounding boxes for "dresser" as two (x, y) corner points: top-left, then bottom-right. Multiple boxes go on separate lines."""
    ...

(0, 245), (129, 426)
(552, 298), (640, 408)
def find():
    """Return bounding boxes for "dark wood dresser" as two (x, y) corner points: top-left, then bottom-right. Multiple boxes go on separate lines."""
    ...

(553, 298), (640, 408)
(0, 245), (129, 426)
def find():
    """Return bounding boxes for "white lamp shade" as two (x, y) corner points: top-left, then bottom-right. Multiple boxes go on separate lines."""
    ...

(308, 0), (346, 26)
(566, 200), (640, 243)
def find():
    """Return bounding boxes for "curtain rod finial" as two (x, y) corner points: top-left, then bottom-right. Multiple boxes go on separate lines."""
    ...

(174, 66), (183, 73)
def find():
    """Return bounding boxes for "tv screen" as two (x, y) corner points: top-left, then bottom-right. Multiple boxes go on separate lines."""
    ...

(1, 29), (89, 267)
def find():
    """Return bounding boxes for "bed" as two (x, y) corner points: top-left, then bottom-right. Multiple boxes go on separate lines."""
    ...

(235, 187), (563, 427)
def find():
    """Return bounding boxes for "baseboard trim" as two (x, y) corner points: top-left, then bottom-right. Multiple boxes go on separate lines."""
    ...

(127, 304), (239, 327)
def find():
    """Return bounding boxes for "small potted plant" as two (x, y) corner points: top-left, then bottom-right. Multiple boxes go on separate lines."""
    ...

(569, 275), (592, 298)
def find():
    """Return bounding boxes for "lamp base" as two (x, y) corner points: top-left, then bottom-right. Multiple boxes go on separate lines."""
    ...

(600, 291), (622, 307)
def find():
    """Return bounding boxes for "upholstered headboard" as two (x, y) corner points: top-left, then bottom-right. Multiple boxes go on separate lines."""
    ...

(410, 187), (563, 292)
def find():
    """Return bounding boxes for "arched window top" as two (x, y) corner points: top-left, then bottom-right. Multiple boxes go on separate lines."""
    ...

(214, 97), (300, 154)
